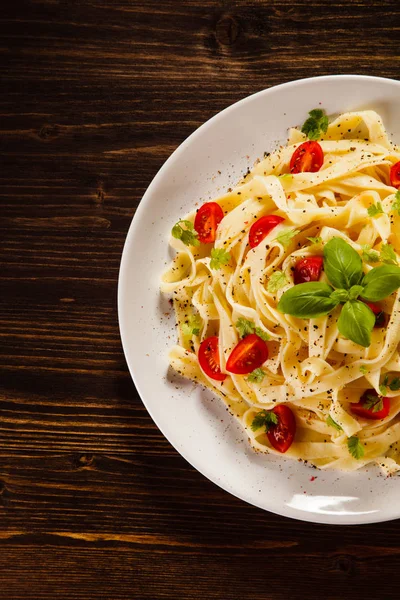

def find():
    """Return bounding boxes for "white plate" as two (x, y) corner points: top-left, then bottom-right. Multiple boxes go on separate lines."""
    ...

(118, 75), (400, 525)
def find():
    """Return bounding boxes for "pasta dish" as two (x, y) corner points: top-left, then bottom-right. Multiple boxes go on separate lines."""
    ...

(161, 109), (400, 474)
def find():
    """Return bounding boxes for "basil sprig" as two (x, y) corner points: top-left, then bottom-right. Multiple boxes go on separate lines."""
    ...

(277, 237), (400, 347)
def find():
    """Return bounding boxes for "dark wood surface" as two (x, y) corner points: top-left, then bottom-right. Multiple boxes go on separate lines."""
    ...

(1, 1), (399, 598)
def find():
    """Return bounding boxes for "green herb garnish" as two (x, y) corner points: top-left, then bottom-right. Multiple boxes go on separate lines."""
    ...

(367, 202), (384, 218)
(307, 236), (322, 245)
(301, 109), (329, 141)
(274, 228), (300, 248)
(251, 410), (278, 432)
(348, 436), (365, 459)
(380, 243), (398, 265)
(255, 327), (270, 342)
(267, 271), (287, 293)
(210, 248), (231, 270)
(247, 368), (266, 383)
(236, 318), (256, 338)
(181, 314), (202, 337)
(171, 220), (200, 247)
(359, 365), (368, 375)
(379, 374), (400, 394)
(391, 190), (400, 215)
(361, 244), (379, 263)
(389, 377), (400, 391)
(363, 394), (383, 412)
(327, 415), (343, 431)
(236, 318), (270, 341)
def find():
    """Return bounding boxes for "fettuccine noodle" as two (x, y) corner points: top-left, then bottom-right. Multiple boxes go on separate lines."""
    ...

(161, 110), (400, 474)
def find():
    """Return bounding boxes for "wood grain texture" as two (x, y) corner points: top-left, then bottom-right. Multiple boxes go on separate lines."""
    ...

(1, 1), (400, 598)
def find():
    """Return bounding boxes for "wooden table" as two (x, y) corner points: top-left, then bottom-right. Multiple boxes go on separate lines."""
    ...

(1, 1), (399, 598)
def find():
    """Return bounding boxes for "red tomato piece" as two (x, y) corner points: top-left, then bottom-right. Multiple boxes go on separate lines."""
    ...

(364, 302), (386, 328)
(194, 202), (224, 244)
(290, 141), (324, 174)
(226, 334), (269, 375)
(249, 215), (285, 249)
(198, 336), (226, 381)
(390, 161), (400, 189)
(267, 405), (296, 453)
(350, 389), (390, 420)
(293, 256), (323, 284)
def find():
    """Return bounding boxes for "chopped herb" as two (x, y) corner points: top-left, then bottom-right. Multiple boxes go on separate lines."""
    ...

(251, 409), (278, 432)
(367, 202), (384, 218)
(386, 379), (400, 394)
(389, 377), (400, 391)
(267, 271), (288, 293)
(171, 220), (200, 247)
(359, 365), (369, 375)
(181, 314), (202, 337)
(307, 236), (322, 245)
(380, 243), (398, 265)
(301, 108), (329, 141)
(247, 368), (266, 383)
(364, 393), (384, 412)
(275, 228), (300, 248)
(236, 318), (270, 341)
(379, 374), (389, 396)
(380, 374), (400, 392)
(210, 248), (231, 270)
(327, 415), (343, 431)
(255, 327), (270, 341)
(392, 190), (400, 215)
(236, 318), (255, 338)
(279, 173), (292, 180)
(348, 436), (365, 459)
(361, 244), (379, 263)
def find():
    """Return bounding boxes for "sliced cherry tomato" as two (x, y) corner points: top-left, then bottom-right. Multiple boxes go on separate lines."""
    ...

(364, 302), (386, 328)
(350, 389), (390, 420)
(226, 333), (268, 375)
(290, 141), (324, 174)
(194, 202), (224, 244)
(198, 336), (226, 381)
(390, 161), (400, 189)
(249, 215), (285, 249)
(267, 405), (296, 453)
(293, 256), (323, 284)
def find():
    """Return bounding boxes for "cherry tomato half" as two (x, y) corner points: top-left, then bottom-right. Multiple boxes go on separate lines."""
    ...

(350, 389), (390, 420)
(226, 334), (269, 375)
(390, 161), (400, 189)
(249, 215), (285, 249)
(194, 202), (224, 244)
(267, 405), (296, 453)
(290, 141), (324, 174)
(198, 336), (226, 381)
(364, 302), (386, 328)
(293, 256), (323, 285)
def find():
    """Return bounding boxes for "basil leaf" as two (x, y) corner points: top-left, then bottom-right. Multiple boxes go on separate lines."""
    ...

(337, 300), (375, 347)
(330, 288), (349, 303)
(323, 237), (363, 290)
(278, 282), (338, 318)
(348, 285), (364, 300)
(361, 265), (400, 302)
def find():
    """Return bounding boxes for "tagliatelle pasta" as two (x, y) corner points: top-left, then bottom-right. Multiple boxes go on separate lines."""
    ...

(161, 110), (400, 474)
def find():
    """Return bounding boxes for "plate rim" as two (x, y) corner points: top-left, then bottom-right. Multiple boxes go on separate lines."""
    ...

(118, 74), (400, 525)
